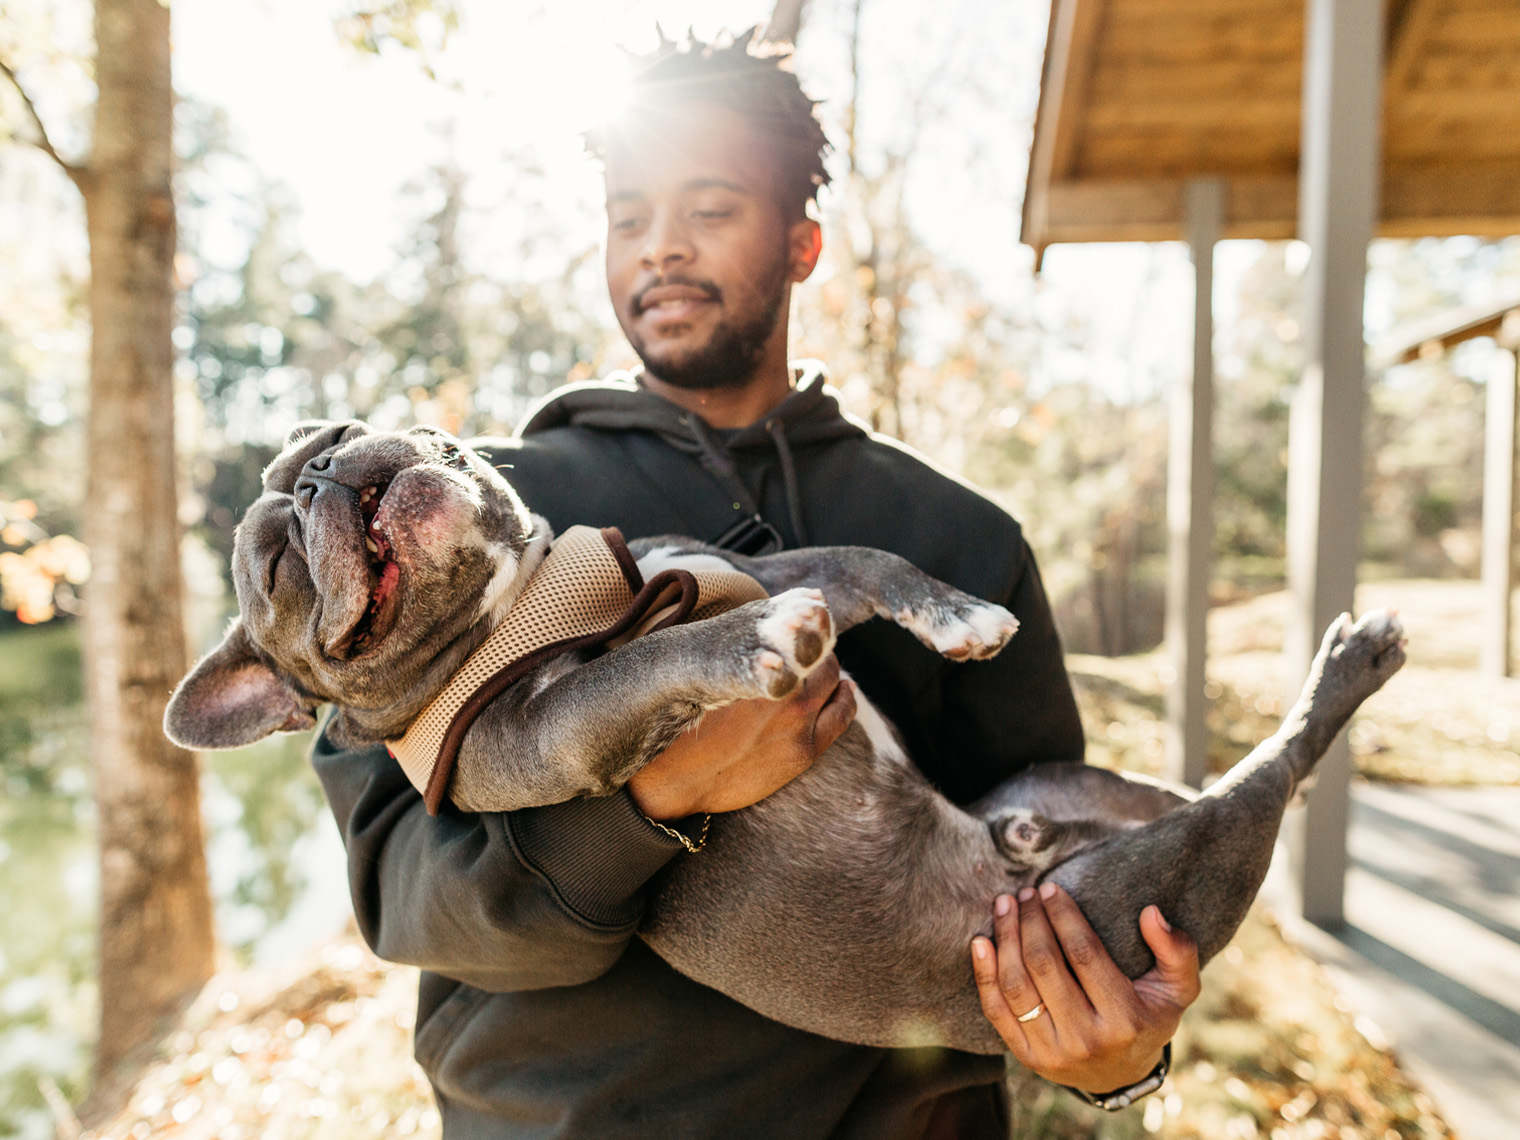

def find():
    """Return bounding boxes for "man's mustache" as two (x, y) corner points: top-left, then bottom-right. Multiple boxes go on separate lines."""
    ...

(633, 275), (723, 314)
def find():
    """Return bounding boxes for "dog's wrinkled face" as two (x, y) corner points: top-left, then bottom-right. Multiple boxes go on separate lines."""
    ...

(166, 421), (537, 750)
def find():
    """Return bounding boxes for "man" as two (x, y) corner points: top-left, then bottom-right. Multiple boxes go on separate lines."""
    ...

(311, 32), (1199, 1138)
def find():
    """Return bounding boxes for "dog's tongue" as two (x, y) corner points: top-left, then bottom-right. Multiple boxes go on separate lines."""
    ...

(371, 560), (400, 611)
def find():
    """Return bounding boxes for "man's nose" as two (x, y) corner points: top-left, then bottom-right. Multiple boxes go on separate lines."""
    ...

(640, 210), (695, 273)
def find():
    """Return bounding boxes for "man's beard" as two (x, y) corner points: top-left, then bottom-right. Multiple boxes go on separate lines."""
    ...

(629, 261), (788, 392)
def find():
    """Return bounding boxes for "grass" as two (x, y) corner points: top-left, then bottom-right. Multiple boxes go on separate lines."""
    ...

(0, 621), (83, 706)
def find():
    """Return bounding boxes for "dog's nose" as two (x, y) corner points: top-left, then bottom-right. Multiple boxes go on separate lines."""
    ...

(294, 454), (335, 510)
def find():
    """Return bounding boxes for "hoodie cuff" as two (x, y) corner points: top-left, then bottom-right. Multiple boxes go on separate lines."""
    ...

(507, 789), (688, 929)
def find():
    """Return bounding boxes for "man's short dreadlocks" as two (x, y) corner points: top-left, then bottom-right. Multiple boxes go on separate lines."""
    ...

(588, 27), (832, 221)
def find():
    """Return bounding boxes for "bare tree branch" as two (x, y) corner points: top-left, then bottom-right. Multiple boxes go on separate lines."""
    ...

(0, 55), (84, 182)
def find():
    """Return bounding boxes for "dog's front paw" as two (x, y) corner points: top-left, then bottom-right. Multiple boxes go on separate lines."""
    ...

(897, 597), (1018, 662)
(751, 588), (836, 698)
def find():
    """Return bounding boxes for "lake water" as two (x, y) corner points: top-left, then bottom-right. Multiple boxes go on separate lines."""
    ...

(0, 624), (352, 1140)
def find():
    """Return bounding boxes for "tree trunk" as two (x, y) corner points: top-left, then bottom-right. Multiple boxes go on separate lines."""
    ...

(79, 0), (214, 1103)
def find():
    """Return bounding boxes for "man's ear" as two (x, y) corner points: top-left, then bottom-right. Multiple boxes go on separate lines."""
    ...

(788, 217), (823, 282)
(164, 622), (317, 750)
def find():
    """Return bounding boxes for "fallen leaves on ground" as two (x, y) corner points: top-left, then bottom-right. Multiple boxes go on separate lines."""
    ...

(80, 938), (440, 1140)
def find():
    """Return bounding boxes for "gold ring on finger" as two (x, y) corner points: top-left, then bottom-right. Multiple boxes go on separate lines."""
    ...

(1016, 1002), (1045, 1023)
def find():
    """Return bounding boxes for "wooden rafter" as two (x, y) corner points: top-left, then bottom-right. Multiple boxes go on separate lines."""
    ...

(763, 0), (808, 45)
(1033, 162), (1520, 245)
(1022, 0), (1105, 254)
(1048, 0), (1108, 180)
(1384, 0), (1443, 96)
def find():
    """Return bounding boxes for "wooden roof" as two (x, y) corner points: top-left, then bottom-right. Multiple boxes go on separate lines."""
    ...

(1022, 0), (1520, 251)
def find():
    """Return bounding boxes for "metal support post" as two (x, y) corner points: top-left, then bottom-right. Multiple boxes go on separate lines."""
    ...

(1287, 0), (1385, 927)
(1166, 178), (1224, 789)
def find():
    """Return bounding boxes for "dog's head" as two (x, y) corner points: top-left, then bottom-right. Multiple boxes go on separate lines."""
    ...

(165, 421), (540, 750)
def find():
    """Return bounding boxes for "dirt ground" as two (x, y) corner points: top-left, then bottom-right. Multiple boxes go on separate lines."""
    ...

(78, 581), (1514, 1140)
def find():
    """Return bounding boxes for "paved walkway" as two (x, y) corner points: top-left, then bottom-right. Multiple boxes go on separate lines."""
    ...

(1266, 782), (1520, 1140)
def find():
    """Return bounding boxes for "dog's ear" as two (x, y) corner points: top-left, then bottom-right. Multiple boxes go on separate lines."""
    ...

(261, 420), (371, 493)
(164, 621), (317, 749)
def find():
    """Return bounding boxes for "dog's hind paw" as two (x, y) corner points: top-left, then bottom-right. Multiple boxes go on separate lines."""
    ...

(1320, 609), (1407, 689)
(752, 589), (837, 698)
(897, 598), (1018, 662)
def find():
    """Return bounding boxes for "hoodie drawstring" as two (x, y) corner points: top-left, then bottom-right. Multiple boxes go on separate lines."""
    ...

(683, 412), (810, 550)
(684, 414), (762, 517)
(766, 418), (810, 547)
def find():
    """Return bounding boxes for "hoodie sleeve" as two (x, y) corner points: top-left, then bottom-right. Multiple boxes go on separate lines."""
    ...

(944, 535), (1086, 782)
(310, 727), (689, 991)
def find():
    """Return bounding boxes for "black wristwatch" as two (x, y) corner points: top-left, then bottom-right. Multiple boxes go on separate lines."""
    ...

(1065, 1042), (1171, 1111)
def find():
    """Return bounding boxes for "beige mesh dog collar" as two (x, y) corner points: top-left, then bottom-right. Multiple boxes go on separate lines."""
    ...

(387, 525), (768, 814)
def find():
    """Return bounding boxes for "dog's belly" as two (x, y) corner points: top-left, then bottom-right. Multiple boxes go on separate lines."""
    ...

(640, 715), (1022, 1054)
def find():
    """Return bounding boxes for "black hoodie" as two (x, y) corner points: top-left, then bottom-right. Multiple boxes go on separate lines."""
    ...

(309, 369), (1085, 1139)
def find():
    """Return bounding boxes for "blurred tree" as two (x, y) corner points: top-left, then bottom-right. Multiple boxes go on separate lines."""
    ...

(0, 497), (89, 623)
(174, 136), (618, 561)
(1366, 361), (1487, 577)
(1, 0), (214, 1114)
(0, 314), (85, 548)
(1211, 244), (1299, 593)
(335, 0), (462, 81)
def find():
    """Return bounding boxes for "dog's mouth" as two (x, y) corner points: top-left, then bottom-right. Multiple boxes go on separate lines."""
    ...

(331, 481), (402, 660)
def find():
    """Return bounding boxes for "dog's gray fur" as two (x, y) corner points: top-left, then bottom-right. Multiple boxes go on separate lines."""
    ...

(167, 422), (1407, 1054)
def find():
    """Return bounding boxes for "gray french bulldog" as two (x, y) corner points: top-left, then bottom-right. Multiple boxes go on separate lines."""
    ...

(165, 421), (1407, 1054)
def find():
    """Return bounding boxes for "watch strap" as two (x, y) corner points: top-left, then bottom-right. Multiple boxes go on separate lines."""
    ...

(1064, 1041), (1171, 1111)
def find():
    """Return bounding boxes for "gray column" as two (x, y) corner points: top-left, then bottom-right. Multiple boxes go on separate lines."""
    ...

(1286, 0), (1385, 926)
(1481, 346), (1518, 677)
(1166, 179), (1223, 789)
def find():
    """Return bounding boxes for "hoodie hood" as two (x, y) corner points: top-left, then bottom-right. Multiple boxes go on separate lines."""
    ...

(516, 361), (868, 451)
(515, 364), (869, 548)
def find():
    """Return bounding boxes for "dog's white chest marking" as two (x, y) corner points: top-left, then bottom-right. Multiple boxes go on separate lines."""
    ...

(636, 546), (741, 578)
(477, 518), (551, 625)
(843, 670), (908, 767)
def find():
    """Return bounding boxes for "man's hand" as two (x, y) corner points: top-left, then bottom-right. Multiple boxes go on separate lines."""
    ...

(627, 653), (857, 821)
(971, 883), (1200, 1094)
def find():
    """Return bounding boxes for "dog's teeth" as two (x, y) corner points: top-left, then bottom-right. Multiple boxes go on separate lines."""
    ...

(366, 538), (379, 553)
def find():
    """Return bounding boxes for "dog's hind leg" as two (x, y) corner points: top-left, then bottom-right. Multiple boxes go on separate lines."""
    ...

(1041, 610), (1406, 977)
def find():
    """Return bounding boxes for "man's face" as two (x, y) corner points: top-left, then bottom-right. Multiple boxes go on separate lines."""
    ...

(603, 107), (819, 390)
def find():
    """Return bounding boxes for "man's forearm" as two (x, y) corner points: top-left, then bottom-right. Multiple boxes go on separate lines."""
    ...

(312, 732), (684, 990)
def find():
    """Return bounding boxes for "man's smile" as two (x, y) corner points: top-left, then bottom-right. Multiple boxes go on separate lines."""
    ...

(635, 279), (722, 322)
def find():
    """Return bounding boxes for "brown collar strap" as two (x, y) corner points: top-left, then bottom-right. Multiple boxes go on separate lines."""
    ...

(387, 525), (768, 814)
